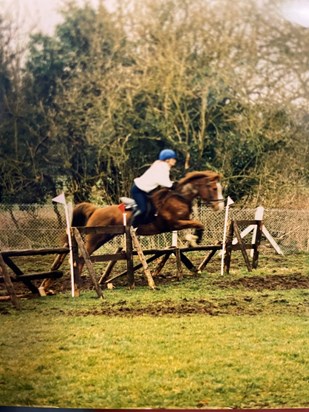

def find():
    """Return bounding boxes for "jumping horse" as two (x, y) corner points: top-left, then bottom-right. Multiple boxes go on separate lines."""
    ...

(48, 170), (224, 287)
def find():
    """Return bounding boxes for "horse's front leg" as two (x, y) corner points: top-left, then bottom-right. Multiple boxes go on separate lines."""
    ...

(172, 219), (204, 231)
(171, 219), (204, 246)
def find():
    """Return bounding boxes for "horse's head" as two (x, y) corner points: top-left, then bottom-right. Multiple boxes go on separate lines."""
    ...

(178, 171), (224, 211)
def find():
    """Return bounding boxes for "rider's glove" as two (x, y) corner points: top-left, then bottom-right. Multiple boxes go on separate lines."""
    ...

(171, 181), (178, 190)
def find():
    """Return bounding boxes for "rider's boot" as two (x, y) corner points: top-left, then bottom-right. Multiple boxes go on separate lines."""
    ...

(131, 209), (142, 228)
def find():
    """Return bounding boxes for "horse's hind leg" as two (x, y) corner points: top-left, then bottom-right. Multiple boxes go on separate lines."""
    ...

(194, 228), (204, 244)
(39, 243), (69, 294)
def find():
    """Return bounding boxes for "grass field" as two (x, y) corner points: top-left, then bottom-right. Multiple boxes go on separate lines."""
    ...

(0, 250), (308, 408)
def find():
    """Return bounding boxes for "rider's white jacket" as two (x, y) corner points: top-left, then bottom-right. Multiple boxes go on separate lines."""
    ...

(134, 160), (173, 193)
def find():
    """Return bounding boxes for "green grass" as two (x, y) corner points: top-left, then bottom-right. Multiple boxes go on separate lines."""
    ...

(0, 251), (308, 408)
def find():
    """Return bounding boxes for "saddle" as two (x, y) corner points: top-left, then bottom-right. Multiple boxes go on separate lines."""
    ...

(120, 196), (138, 211)
(119, 196), (156, 224)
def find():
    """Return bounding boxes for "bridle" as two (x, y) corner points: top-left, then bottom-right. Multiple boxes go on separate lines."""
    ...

(202, 181), (225, 208)
(174, 178), (225, 207)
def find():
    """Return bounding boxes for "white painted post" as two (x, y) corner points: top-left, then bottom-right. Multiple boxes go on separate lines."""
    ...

(262, 226), (284, 255)
(123, 213), (127, 226)
(52, 193), (75, 297)
(122, 212), (127, 249)
(172, 231), (178, 247)
(221, 196), (234, 275)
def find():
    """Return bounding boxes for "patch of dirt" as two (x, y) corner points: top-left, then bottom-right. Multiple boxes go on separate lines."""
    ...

(1, 251), (308, 318)
(39, 271), (309, 294)
(1, 270), (309, 298)
(215, 273), (309, 291)
(72, 298), (222, 317)
(1, 271), (308, 317)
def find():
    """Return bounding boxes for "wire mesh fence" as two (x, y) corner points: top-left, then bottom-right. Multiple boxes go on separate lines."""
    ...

(0, 203), (308, 254)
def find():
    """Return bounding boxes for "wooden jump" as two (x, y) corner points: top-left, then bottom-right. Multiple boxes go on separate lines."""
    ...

(0, 247), (68, 302)
(69, 218), (265, 295)
(70, 225), (226, 293)
(0, 219), (265, 303)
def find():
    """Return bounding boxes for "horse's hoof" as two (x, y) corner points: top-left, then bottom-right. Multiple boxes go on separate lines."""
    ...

(184, 233), (198, 247)
(38, 287), (46, 296)
(74, 288), (80, 297)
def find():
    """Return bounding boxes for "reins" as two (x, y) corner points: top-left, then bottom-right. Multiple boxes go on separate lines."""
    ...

(207, 198), (225, 203)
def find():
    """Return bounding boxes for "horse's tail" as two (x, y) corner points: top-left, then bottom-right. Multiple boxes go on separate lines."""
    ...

(71, 202), (97, 227)
(41, 202), (98, 292)
(51, 202), (97, 268)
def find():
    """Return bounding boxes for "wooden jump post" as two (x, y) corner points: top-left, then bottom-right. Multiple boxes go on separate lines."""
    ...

(0, 251), (20, 309)
(223, 206), (284, 274)
(72, 228), (104, 298)
(224, 219), (263, 273)
(232, 206), (283, 256)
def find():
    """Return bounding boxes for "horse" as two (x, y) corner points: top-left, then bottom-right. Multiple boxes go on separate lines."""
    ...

(47, 170), (224, 289)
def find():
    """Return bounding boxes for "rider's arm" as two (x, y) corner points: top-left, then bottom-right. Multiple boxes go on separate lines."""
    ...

(153, 161), (173, 188)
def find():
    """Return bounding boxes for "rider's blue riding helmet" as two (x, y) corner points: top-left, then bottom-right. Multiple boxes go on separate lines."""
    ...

(159, 149), (177, 161)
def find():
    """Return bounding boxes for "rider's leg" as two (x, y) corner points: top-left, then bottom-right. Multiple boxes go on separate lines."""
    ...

(130, 184), (148, 227)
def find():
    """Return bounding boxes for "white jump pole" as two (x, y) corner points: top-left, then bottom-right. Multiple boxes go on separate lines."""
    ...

(220, 196), (234, 276)
(52, 193), (75, 297)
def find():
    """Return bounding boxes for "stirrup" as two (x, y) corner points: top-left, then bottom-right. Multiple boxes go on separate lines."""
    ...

(132, 209), (142, 218)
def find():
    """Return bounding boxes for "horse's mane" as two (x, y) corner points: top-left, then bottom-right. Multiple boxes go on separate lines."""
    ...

(151, 188), (171, 210)
(151, 187), (191, 210)
(178, 170), (220, 186)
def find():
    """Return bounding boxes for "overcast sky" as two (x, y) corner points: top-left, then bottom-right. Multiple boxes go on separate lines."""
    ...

(1, 0), (309, 38)
(0, 0), (111, 36)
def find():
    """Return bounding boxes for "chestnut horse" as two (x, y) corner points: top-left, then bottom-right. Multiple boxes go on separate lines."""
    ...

(50, 170), (223, 280)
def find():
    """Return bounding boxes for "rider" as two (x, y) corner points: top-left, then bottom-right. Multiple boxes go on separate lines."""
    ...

(130, 149), (177, 228)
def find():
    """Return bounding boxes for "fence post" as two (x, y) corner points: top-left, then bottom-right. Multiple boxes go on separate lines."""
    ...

(0, 252), (20, 309)
(130, 227), (156, 289)
(125, 226), (135, 288)
(72, 228), (103, 299)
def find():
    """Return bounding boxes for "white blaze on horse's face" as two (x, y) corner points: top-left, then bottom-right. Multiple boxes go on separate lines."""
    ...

(216, 182), (224, 211)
